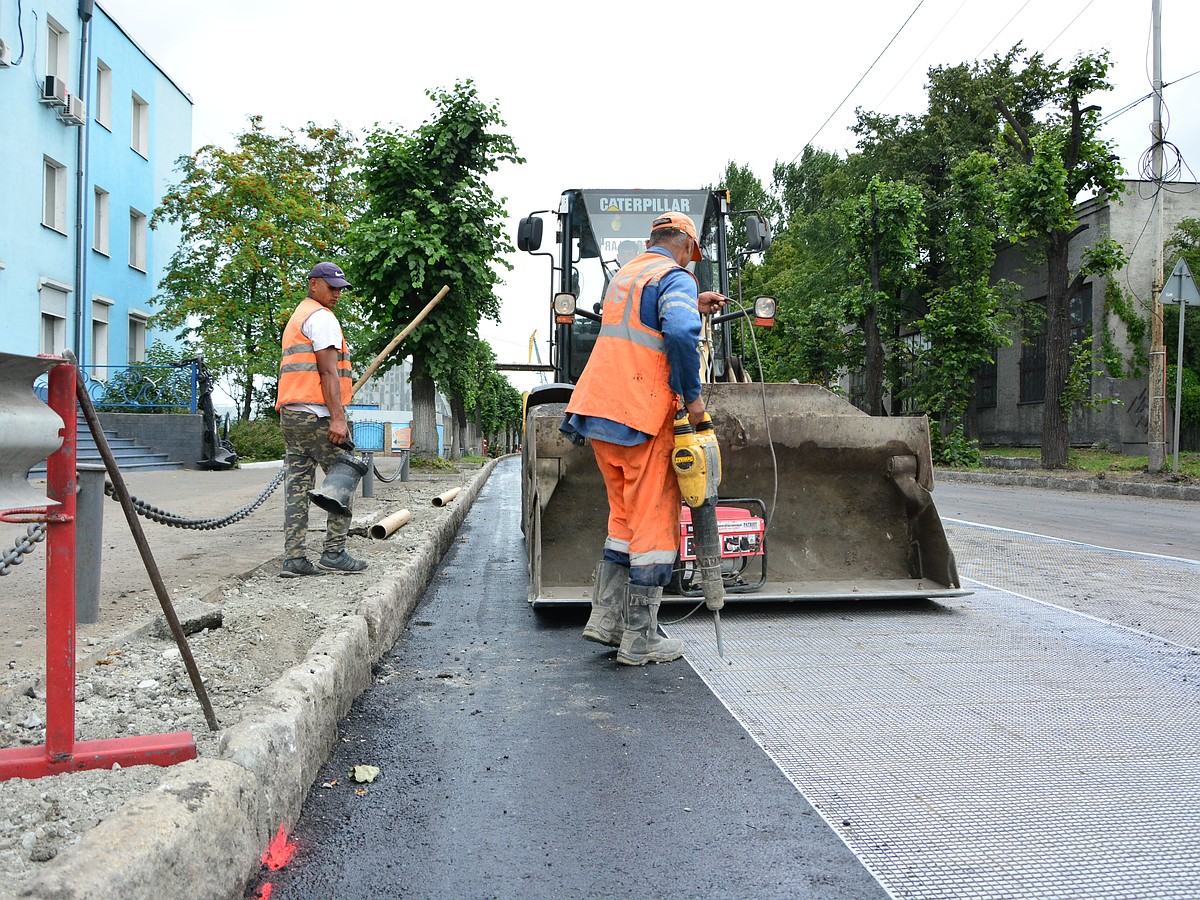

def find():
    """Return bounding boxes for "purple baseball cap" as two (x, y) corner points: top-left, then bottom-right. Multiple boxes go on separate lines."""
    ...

(309, 261), (353, 289)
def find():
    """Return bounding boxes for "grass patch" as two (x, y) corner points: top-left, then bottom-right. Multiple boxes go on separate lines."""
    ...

(982, 446), (1200, 478)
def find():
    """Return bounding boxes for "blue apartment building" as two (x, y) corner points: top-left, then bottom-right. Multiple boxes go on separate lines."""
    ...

(0, 0), (190, 373)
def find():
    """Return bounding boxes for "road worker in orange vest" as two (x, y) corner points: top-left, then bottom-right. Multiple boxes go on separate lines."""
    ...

(563, 212), (727, 665)
(276, 261), (368, 578)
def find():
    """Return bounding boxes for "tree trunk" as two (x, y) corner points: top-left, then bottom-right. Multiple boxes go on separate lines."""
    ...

(449, 395), (468, 460)
(410, 357), (440, 459)
(863, 307), (885, 416)
(1041, 233), (1071, 468)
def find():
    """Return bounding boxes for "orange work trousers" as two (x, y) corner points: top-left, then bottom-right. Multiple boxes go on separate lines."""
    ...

(590, 411), (681, 585)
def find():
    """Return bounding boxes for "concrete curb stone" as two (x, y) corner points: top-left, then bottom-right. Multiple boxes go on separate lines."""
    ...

(935, 467), (1200, 502)
(16, 457), (499, 900)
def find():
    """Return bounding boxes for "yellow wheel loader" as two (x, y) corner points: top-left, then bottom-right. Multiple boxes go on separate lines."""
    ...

(516, 188), (967, 607)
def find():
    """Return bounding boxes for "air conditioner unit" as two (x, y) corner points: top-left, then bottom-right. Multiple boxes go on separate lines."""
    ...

(0, 38), (13, 67)
(58, 94), (86, 126)
(41, 75), (68, 107)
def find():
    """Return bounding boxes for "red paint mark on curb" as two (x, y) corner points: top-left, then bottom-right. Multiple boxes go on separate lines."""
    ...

(263, 824), (297, 871)
(256, 884), (274, 899)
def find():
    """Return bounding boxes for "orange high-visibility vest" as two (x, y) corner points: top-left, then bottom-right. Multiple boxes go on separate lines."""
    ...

(566, 250), (686, 434)
(275, 298), (352, 412)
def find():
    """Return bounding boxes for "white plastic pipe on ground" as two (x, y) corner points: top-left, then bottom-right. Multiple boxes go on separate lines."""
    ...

(431, 488), (460, 508)
(369, 508), (412, 539)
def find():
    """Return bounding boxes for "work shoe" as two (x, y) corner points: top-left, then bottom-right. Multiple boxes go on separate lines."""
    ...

(317, 550), (368, 573)
(582, 561), (630, 647)
(279, 557), (326, 578)
(617, 583), (684, 666)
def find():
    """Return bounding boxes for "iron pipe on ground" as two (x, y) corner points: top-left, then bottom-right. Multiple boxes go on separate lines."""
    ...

(369, 508), (412, 540)
(431, 488), (460, 508)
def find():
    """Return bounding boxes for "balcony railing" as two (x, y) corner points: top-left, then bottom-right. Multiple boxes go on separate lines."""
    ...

(34, 361), (199, 414)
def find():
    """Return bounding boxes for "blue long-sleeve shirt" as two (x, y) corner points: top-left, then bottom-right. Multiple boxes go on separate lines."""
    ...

(564, 246), (702, 446)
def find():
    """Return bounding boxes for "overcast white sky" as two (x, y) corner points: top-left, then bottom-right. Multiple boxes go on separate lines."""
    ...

(98, 0), (1200, 392)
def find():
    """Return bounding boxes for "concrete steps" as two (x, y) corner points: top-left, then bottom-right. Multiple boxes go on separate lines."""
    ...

(29, 413), (183, 475)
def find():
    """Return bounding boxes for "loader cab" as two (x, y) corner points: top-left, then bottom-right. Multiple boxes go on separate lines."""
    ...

(518, 188), (771, 386)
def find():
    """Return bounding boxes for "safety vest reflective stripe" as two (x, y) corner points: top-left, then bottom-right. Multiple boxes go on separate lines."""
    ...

(596, 322), (665, 352)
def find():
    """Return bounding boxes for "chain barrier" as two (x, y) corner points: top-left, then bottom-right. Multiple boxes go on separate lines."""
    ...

(0, 523), (48, 576)
(103, 466), (286, 530)
(373, 461), (406, 484)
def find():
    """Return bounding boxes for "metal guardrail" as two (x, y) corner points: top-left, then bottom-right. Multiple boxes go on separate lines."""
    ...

(33, 362), (199, 413)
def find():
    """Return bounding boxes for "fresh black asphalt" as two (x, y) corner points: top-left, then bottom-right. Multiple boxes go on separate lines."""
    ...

(252, 458), (888, 900)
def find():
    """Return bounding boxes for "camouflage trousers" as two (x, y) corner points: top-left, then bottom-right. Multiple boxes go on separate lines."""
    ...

(280, 408), (351, 560)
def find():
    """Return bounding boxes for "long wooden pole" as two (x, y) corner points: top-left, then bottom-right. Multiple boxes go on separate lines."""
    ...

(352, 285), (450, 399)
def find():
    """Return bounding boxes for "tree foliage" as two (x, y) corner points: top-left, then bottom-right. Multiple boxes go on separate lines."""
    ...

(347, 80), (523, 458)
(840, 176), (924, 415)
(992, 49), (1127, 467)
(913, 152), (1019, 458)
(151, 117), (360, 420)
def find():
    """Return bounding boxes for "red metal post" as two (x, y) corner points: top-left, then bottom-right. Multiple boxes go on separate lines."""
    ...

(0, 359), (197, 781)
(44, 362), (77, 766)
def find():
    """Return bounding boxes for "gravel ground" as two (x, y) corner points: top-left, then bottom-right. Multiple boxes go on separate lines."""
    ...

(0, 461), (487, 897)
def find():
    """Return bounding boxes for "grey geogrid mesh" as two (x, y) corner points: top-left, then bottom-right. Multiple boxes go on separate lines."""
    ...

(668, 528), (1200, 899)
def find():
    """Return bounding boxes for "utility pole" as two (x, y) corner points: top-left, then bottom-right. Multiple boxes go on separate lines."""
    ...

(1147, 0), (1167, 472)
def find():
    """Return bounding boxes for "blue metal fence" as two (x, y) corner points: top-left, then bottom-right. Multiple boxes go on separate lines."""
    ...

(351, 420), (386, 452)
(33, 362), (199, 413)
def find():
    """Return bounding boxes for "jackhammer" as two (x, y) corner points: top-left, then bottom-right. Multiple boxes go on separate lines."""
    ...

(671, 406), (726, 657)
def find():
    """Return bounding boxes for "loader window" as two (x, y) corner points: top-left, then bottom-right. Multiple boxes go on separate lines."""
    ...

(567, 319), (601, 383)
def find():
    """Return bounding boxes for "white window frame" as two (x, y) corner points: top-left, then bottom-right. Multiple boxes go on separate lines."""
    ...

(91, 297), (113, 379)
(129, 208), (147, 271)
(95, 59), (112, 129)
(128, 312), (148, 364)
(39, 283), (71, 357)
(130, 92), (149, 158)
(43, 156), (67, 233)
(93, 186), (110, 255)
(46, 17), (68, 81)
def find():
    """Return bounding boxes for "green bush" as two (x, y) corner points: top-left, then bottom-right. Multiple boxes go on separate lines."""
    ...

(1168, 365), (1200, 427)
(410, 454), (454, 471)
(931, 423), (982, 468)
(230, 419), (285, 461)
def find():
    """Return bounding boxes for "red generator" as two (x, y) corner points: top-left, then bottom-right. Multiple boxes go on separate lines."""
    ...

(673, 499), (767, 597)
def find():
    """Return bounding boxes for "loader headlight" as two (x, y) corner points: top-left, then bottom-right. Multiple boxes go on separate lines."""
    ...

(753, 296), (776, 326)
(553, 292), (577, 323)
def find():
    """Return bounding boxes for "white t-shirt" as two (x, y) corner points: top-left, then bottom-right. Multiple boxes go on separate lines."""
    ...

(283, 307), (346, 417)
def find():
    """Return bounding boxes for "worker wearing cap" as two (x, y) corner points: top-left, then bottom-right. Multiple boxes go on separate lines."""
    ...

(563, 212), (727, 665)
(275, 261), (368, 578)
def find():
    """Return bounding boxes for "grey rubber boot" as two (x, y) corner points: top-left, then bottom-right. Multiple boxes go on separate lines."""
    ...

(617, 583), (684, 665)
(582, 561), (629, 646)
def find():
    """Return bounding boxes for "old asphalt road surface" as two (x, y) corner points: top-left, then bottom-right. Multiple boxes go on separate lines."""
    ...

(253, 457), (887, 900)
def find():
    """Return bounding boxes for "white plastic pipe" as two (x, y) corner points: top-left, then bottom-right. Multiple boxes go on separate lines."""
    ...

(431, 488), (460, 508)
(369, 508), (412, 540)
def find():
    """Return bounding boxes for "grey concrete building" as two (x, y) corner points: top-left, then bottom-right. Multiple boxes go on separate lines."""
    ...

(978, 179), (1200, 453)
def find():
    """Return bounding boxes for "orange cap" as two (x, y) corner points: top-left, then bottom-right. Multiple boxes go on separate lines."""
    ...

(650, 212), (702, 262)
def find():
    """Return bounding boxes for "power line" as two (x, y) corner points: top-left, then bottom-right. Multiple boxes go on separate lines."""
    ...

(790, 0), (928, 165)
(875, 0), (972, 109)
(1043, 0), (1096, 55)
(974, 0), (1033, 60)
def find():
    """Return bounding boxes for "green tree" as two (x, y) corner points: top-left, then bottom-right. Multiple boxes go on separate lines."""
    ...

(841, 176), (924, 415)
(151, 117), (360, 420)
(348, 80), (523, 460)
(914, 152), (1019, 461)
(1164, 218), (1200, 439)
(993, 50), (1127, 467)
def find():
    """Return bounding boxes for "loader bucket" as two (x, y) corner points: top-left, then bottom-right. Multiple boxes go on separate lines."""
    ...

(522, 381), (968, 607)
